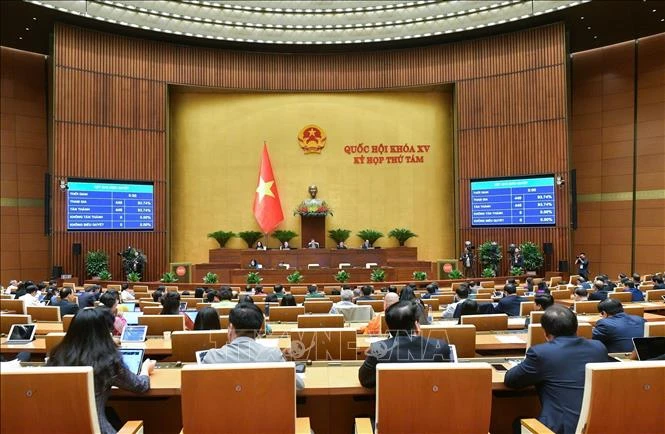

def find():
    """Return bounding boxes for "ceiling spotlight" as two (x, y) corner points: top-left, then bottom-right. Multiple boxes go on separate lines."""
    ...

(594, 35), (598, 39)
(32, 17), (37, 20)
(19, 36), (23, 40)
(25, 27), (30, 31)
(587, 26), (591, 30)
(652, 9), (657, 12)
(580, 16), (584, 19)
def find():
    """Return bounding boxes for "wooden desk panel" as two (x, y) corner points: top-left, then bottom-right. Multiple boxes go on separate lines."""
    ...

(556, 299), (665, 312)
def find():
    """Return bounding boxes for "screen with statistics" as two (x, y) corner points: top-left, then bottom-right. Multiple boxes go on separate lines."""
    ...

(67, 179), (154, 231)
(470, 175), (556, 227)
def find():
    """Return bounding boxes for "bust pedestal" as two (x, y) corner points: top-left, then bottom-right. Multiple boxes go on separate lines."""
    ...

(300, 215), (326, 249)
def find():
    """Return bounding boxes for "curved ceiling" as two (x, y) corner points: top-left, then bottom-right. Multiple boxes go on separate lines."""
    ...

(28, 0), (587, 45)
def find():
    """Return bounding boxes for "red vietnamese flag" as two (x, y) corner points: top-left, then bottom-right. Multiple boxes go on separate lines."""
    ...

(253, 143), (284, 233)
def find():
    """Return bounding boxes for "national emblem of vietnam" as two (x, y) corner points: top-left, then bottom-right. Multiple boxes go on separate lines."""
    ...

(297, 124), (327, 154)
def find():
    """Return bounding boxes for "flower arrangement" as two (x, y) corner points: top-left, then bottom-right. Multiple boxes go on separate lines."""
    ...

(160, 271), (178, 283)
(334, 270), (350, 283)
(294, 201), (333, 217)
(246, 272), (263, 285)
(448, 269), (464, 279)
(287, 271), (304, 283)
(413, 271), (428, 281)
(203, 272), (219, 284)
(370, 268), (386, 282)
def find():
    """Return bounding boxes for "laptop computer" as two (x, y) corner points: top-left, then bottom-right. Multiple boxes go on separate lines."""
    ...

(120, 325), (148, 343)
(122, 302), (137, 312)
(184, 311), (198, 323)
(633, 337), (665, 361)
(6, 324), (37, 344)
(119, 348), (145, 375)
(195, 350), (208, 364)
(123, 311), (143, 325)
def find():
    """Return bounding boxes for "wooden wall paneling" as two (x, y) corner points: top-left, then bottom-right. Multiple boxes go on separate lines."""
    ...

(51, 22), (570, 281)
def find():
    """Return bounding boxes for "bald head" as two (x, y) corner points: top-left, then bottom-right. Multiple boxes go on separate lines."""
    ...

(383, 292), (399, 310)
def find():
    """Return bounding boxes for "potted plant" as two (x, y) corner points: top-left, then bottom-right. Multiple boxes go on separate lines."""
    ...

(272, 230), (298, 245)
(203, 272), (219, 284)
(207, 230), (236, 248)
(328, 228), (352, 244)
(510, 266), (524, 276)
(481, 267), (496, 278)
(246, 272), (262, 285)
(239, 231), (264, 248)
(127, 272), (141, 282)
(448, 269), (464, 279)
(160, 271), (178, 283)
(520, 241), (544, 274)
(479, 241), (502, 276)
(85, 250), (109, 278)
(286, 271), (304, 284)
(97, 269), (112, 281)
(413, 271), (428, 281)
(356, 229), (384, 247)
(370, 268), (386, 282)
(388, 228), (417, 246)
(334, 270), (350, 283)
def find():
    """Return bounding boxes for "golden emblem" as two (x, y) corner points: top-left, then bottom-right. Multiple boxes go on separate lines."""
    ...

(297, 124), (326, 154)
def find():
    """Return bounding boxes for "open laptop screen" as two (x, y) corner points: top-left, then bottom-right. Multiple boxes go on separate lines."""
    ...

(119, 348), (145, 375)
(633, 337), (665, 361)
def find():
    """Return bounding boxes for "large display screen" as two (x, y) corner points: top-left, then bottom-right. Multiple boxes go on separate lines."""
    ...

(471, 175), (555, 227)
(67, 179), (154, 231)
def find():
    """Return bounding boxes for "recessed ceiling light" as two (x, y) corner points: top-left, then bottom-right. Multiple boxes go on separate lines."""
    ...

(19, 36), (23, 40)
(25, 27), (30, 31)
(587, 26), (591, 30)
(32, 17), (37, 20)
(580, 16), (584, 19)
(593, 35), (598, 39)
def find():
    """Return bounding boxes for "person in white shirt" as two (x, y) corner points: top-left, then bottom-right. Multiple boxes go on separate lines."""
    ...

(18, 285), (42, 307)
(329, 289), (357, 314)
(442, 285), (470, 318)
(307, 239), (320, 249)
(4, 280), (19, 295)
(120, 284), (135, 302)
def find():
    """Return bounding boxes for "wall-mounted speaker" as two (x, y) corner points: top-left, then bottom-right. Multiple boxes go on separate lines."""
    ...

(72, 243), (82, 255)
(558, 260), (569, 272)
(570, 169), (578, 230)
(51, 265), (63, 279)
(543, 243), (554, 255)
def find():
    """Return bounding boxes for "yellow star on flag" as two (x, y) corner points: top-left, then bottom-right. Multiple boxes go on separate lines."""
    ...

(255, 177), (275, 202)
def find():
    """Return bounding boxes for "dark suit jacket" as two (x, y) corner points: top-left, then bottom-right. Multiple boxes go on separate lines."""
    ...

(58, 300), (79, 316)
(504, 336), (610, 434)
(78, 292), (96, 308)
(358, 335), (451, 388)
(588, 290), (609, 301)
(592, 312), (646, 353)
(494, 295), (524, 317)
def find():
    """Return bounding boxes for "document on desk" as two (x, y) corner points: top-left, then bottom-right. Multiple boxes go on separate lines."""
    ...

(495, 335), (526, 344)
(366, 337), (386, 344)
(257, 339), (280, 348)
(508, 318), (526, 327)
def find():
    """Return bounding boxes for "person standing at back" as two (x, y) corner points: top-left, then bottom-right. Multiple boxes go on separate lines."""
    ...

(504, 305), (610, 434)
(592, 299), (646, 353)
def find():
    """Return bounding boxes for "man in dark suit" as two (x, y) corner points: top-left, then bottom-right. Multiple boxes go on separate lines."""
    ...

(504, 305), (611, 434)
(587, 280), (610, 301)
(358, 301), (451, 388)
(574, 252), (589, 280)
(54, 288), (79, 316)
(356, 285), (374, 301)
(493, 283), (523, 317)
(592, 299), (646, 353)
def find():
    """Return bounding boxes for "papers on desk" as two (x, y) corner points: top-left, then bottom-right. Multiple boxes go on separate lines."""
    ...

(366, 337), (385, 344)
(296, 373), (305, 382)
(508, 318), (526, 327)
(495, 335), (526, 344)
(257, 339), (280, 348)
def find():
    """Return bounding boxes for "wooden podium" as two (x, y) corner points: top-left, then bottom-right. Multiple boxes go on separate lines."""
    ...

(300, 215), (326, 248)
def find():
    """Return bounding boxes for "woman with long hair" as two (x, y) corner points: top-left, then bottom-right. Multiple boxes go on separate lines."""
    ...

(398, 285), (431, 325)
(161, 291), (194, 330)
(193, 307), (222, 330)
(47, 308), (155, 434)
(98, 290), (127, 336)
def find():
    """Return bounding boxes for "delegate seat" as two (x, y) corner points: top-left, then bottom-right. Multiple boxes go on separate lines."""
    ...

(170, 330), (228, 362)
(1, 314), (32, 335)
(297, 314), (344, 328)
(573, 300), (600, 314)
(529, 310), (545, 325)
(25, 306), (61, 322)
(549, 289), (569, 300)
(1, 366), (143, 434)
(527, 323), (592, 348)
(218, 315), (229, 329)
(521, 361), (665, 434)
(303, 300), (333, 314)
(45, 332), (66, 355)
(142, 306), (162, 315)
(0, 299), (25, 315)
(288, 328), (357, 361)
(420, 324), (476, 358)
(62, 314), (75, 332)
(106, 284), (122, 291)
(421, 298), (440, 311)
(356, 299), (385, 312)
(432, 293), (455, 304)
(623, 304), (645, 317)
(269, 306), (305, 322)
(335, 305), (374, 322)
(290, 286), (308, 295)
(355, 363), (492, 434)
(646, 289), (665, 301)
(608, 292), (632, 303)
(138, 314), (185, 335)
(519, 301), (536, 317)
(461, 314), (508, 331)
(180, 363), (309, 434)
(645, 321), (665, 337)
